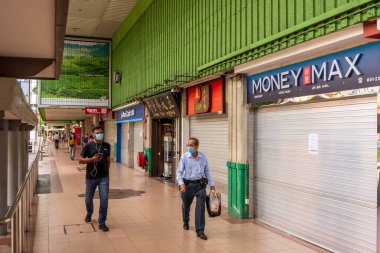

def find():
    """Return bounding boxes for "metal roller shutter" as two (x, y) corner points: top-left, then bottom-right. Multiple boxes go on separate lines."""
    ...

(255, 96), (377, 253)
(190, 116), (228, 205)
(120, 123), (128, 165)
(133, 121), (143, 169)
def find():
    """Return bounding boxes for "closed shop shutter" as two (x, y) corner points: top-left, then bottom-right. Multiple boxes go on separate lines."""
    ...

(189, 115), (228, 205)
(133, 121), (144, 169)
(255, 96), (377, 253)
(120, 123), (128, 165)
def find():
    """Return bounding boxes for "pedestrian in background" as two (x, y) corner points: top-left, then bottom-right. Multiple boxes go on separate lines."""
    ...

(68, 133), (76, 160)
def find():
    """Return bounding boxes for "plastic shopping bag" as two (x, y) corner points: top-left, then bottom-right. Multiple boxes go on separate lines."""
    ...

(206, 190), (221, 217)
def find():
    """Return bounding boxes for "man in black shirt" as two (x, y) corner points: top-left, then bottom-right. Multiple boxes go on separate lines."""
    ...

(79, 125), (111, 232)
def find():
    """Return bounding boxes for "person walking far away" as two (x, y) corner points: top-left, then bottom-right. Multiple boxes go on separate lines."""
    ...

(53, 132), (60, 149)
(176, 137), (215, 240)
(68, 133), (76, 160)
(79, 126), (111, 232)
(83, 134), (89, 145)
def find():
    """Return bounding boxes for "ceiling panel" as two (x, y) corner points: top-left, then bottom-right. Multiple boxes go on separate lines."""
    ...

(103, 0), (138, 22)
(66, 17), (100, 37)
(66, 0), (138, 38)
(0, 0), (55, 58)
(94, 20), (122, 38)
(68, 0), (111, 19)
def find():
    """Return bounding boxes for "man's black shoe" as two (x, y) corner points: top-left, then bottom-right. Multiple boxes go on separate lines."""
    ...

(197, 233), (208, 240)
(183, 223), (189, 230)
(99, 224), (109, 232)
(84, 214), (91, 223)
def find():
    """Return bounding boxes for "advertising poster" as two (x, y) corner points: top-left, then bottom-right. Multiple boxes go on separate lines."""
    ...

(40, 39), (110, 106)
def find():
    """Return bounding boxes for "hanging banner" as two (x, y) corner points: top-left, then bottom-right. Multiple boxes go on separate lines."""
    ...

(247, 41), (380, 103)
(143, 91), (180, 119)
(40, 39), (110, 106)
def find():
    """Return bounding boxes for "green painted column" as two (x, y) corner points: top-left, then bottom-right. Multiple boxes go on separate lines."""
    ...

(144, 147), (152, 174)
(228, 161), (249, 218)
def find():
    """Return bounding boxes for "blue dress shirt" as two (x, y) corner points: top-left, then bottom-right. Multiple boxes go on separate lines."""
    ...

(176, 151), (215, 187)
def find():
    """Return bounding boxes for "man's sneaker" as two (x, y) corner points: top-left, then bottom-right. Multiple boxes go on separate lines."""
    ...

(183, 223), (189, 230)
(99, 223), (109, 232)
(84, 214), (91, 223)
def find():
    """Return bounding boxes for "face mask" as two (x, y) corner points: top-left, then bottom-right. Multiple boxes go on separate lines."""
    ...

(95, 133), (104, 141)
(188, 147), (196, 154)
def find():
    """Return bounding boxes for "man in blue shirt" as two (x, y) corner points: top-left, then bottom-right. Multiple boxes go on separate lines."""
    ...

(176, 137), (215, 240)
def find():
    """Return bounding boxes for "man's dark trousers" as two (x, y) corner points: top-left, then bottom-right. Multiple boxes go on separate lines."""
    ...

(181, 182), (206, 234)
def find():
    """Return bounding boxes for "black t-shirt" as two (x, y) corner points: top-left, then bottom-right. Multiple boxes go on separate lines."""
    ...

(80, 141), (111, 179)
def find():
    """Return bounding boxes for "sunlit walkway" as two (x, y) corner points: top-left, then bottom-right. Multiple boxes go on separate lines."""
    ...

(32, 142), (325, 253)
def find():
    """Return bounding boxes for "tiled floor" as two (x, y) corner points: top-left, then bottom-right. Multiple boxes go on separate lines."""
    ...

(33, 143), (327, 253)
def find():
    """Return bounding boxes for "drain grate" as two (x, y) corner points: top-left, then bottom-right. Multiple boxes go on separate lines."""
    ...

(63, 223), (96, 235)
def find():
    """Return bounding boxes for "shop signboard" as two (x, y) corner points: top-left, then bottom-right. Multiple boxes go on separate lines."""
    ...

(247, 41), (380, 103)
(84, 107), (109, 114)
(187, 78), (224, 115)
(116, 104), (144, 123)
(143, 91), (180, 119)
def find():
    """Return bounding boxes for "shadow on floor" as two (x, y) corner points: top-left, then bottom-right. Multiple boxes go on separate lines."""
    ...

(77, 189), (145, 199)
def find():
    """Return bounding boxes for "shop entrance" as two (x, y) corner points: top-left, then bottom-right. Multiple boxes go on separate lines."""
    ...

(151, 118), (175, 178)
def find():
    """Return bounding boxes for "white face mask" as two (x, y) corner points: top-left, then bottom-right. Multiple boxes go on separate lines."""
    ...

(95, 133), (104, 141)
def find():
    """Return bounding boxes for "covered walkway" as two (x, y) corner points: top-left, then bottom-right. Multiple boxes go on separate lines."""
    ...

(32, 142), (324, 253)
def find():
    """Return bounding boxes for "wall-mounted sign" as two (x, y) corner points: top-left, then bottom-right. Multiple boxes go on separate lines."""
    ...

(84, 107), (109, 114)
(116, 104), (144, 123)
(194, 85), (210, 113)
(308, 133), (318, 155)
(143, 91), (180, 119)
(187, 78), (224, 115)
(247, 41), (380, 103)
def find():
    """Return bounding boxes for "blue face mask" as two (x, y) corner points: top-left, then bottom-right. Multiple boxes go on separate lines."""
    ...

(188, 147), (196, 154)
(95, 133), (104, 141)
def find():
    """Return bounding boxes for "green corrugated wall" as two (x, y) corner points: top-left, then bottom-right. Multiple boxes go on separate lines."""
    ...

(112, 0), (380, 108)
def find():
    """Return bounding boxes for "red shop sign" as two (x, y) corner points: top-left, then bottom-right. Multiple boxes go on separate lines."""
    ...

(84, 107), (109, 115)
(187, 78), (224, 115)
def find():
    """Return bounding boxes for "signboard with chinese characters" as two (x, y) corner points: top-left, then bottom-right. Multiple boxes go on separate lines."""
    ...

(194, 85), (210, 113)
(84, 107), (109, 114)
(116, 104), (144, 123)
(247, 41), (380, 103)
(143, 92), (180, 119)
(187, 78), (224, 115)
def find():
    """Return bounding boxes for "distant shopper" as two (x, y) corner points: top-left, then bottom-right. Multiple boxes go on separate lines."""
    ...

(62, 132), (67, 148)
(176, 137), (215, 240)
(79, 126), (111, 232)
(83, 134), (89, 145)
(68, 133), (76, 160)
(53, 132), (60, 149)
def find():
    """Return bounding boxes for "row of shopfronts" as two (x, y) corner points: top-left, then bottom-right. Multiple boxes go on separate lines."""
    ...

(104, 78), (230, 205)
(103, 34), (380, 252)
